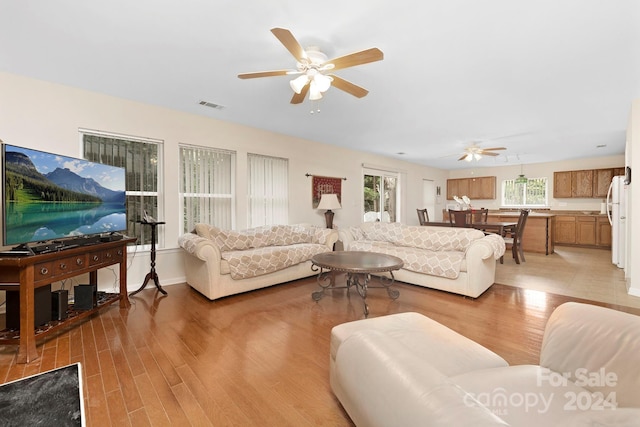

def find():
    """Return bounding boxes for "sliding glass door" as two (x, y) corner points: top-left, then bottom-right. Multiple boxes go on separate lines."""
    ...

(363, 169), (398, 222)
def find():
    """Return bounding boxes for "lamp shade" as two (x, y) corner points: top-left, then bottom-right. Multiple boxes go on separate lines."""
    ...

(290, 75), (309, 94)
(317, 193), (341, 210)
(515, 174), (528, 184)
(309, 80), (323, 100)
(314, 73), (333, 92)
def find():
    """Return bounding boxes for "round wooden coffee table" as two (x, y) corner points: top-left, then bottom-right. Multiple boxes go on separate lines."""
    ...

(311, 251), (404, 317)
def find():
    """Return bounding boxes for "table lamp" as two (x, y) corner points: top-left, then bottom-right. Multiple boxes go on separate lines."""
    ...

(317, 193), (341, 229)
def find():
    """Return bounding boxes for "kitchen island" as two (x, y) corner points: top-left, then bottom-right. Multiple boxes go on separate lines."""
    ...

(441, 209), (556, 255)
(488, 211), (555, 255)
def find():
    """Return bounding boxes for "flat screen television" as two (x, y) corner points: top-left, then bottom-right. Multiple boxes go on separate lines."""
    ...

(2, 144), (126, 247)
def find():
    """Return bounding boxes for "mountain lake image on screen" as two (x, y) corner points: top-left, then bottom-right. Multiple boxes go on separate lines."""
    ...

(2, 144), (126, 246)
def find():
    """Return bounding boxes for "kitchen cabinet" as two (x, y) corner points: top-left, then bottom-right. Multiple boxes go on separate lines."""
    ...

(553, 171), (572, 198)
(447, 176), (495, 200)
(554, 167), (624, 198)
(593, 169), (614, 198)
(468, 176), (496, 199)
(571, 170), (593, 198)
(554, 215), (576, 244)
(576, 216), (596, 245)
(597, 216), (612, 247)
(446, 178), (469, 200)
(553, 214), (611, 248)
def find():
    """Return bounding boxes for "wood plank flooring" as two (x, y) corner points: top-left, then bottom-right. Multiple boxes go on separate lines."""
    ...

(1, 247), (639, 426)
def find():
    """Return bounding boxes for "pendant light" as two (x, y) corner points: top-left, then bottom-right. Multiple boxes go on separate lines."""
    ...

(515, 164), (528, 184)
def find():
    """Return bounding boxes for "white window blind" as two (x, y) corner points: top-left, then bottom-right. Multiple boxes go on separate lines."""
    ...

(179, 145), (235, 233)
(82, 131), (162, 246)
(247, 154), (288, 227)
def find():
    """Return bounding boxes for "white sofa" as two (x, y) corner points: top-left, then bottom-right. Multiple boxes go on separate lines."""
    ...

(330, 303), (640, 427)
(178, 223), (338, 300)
(338, 222), (505, 298)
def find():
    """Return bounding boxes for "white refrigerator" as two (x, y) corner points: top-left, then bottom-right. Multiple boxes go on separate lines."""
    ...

(606, 175), (627, 269)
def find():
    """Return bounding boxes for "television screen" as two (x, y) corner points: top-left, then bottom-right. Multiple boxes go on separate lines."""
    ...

(2, 144), (126, 247)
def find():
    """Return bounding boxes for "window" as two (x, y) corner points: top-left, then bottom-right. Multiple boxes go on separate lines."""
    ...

(247, 154), (288, 227)
(82, 131), (162, 246)
(179, 145), (235, 233)
(363, 168), (399, 222)
(502, 177), (548, 207)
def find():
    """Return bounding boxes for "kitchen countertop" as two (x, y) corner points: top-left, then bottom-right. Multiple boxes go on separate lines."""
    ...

(492, 210), (608, 217)
(490, 211), (556, 217)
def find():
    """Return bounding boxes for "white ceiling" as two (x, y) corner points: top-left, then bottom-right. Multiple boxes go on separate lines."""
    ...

(1, 0), (639, 170)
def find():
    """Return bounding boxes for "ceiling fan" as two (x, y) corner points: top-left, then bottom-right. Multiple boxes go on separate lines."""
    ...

(238, 28), (383, 104)
(458, 143), (506, 162)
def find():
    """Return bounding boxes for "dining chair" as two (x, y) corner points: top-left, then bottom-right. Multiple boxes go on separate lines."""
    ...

(470, 208), (490, 233)
(448, 209), (472, 227)
(472, 208), (489, 224)
(501, 209), (529, 264)
(416, 208), (429, 225)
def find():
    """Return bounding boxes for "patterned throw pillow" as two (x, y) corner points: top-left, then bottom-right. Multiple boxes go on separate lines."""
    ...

(349, 226), (365, 241)
(398, 226), (484, 252)
(269, 225), (313, 246)
(313, 227), (334, 245)
(194, 223), (218, 240)
(361, 222), (404, 243)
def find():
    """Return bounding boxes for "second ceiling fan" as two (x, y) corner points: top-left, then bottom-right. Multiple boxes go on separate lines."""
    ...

(238, 28), (383, 104)
(458, 143), (506, 162)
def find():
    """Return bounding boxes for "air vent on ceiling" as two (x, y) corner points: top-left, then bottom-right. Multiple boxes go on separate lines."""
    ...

(199, 100), (225, 110)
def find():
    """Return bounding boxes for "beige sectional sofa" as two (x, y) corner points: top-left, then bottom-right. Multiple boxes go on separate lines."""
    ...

(178, 223), (338, 300)
(338, 222), (505, 298)
(330, 302), (640, 426)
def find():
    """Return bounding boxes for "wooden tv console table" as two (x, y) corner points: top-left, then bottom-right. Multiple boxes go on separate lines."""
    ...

(0, 237), (136, 363)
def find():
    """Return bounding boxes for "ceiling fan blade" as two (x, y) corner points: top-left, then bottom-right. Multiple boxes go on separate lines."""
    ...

(328, 75), (369, 98)
(290, 83), (310, 104)
(271, 27), (307, 62)
(327, 47), (384, 71)
(481, 147), (506, 151)
(458, 154), (468, 161)
(480, 152), (500, 157)
(238, 70), (291, 79)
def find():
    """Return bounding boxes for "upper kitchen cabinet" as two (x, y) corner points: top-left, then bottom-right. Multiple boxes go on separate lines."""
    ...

(593, 169), (614, 198)
(447, 176), (495, 200)
(554, 167), (624, 198)
(553, 171), (572, 198)
(468, 176), (496, 199)
(571, 170), (593, 198)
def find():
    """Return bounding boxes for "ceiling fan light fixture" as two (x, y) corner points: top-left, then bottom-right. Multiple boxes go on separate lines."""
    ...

(290, 75), (309, 94)
(473, 152), (482, 161)
(313, 73), (333, 92)
(309, 80), (323, 100)
(464, 153), (473, 162)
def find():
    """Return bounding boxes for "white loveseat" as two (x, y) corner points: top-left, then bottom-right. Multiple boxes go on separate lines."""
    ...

(178, 223), (338, 300)
(338, 222), (505, 298)
(330, 303), (640, 427)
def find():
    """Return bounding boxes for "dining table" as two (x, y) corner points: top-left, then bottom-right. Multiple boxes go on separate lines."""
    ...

(472, 221), (517, 236)
(423, 221), (517, 236)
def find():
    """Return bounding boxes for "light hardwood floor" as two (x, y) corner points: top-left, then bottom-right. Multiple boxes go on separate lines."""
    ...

(1, 246), (639, 426)
(496, 245), (640, 309)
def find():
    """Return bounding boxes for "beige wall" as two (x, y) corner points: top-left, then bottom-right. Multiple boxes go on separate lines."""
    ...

(0, 71), (633, 296)
(0, 71), (449, 292)
(627, 100), (638, 295)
